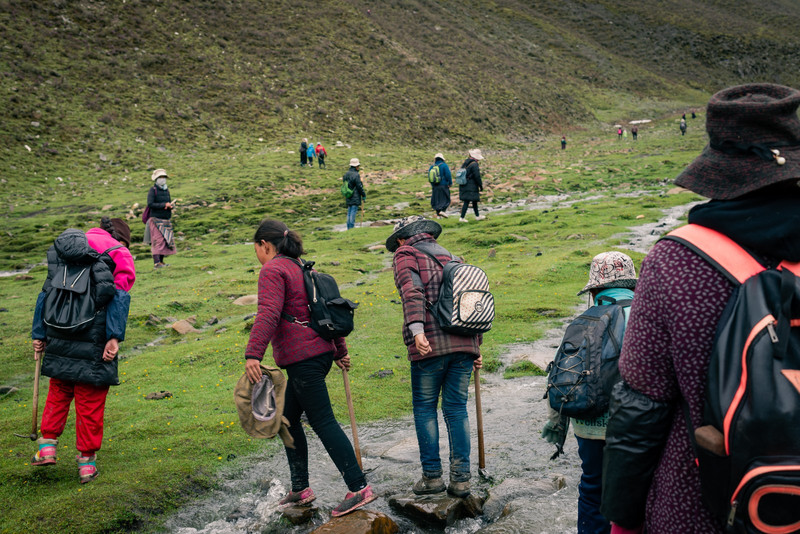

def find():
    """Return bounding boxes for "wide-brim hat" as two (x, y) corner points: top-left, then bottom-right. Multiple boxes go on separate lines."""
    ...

(468, 148), (484, 160)
(234, 366), (285, 439)
(349, 158), (360, 167)
(434, 152), (444, 160)
(151, 168), (168, 181)
(674, 83), (800, 199)
(577, 251), (638, 295)
(385, 215), (442, 252)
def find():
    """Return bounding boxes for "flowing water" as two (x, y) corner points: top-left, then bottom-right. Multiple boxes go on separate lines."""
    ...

(163, 200), (699, 533)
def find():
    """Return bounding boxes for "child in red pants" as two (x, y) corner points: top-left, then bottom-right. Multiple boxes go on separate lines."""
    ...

(30, 218), (135, 483)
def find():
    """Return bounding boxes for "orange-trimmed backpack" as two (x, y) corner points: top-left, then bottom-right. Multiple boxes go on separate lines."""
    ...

(665, 224), (800, 534)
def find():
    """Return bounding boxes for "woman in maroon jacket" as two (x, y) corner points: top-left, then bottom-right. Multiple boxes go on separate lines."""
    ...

(244, 219), (375, 517)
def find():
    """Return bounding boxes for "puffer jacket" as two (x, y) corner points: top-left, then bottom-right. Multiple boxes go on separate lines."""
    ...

(343, 167), (366, 207)
(458, 158), (482, 202)
(147, 185), (172, 220)
(32, 228), (136, 387)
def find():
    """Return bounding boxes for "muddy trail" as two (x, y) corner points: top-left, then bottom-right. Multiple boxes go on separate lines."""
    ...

(164, 201), (696, 533)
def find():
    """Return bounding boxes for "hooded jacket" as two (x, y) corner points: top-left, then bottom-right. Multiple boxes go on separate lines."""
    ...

(458, 158), (482, 202)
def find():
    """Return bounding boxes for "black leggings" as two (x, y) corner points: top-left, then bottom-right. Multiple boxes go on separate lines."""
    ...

(152, 255), (163, 264)
(461, 201), (480, 218)
(283, 353), (366, 492)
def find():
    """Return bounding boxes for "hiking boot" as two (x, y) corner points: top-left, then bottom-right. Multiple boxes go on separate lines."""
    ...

(77, 454), (98, 484)
(447, 480), (470, 498)
(278, 487), (316, 509)
(412, 476), (446, 495)
(31, 437), (58, 466)
(459, 217), (468, 223)
(475, 215), (486, 221)
(331, 485), (377, 517)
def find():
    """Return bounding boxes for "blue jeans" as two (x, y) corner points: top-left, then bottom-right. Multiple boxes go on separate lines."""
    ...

(575, 436), (610, 534)
(346, 205), (359, 230)
(410, 352), (473, 482)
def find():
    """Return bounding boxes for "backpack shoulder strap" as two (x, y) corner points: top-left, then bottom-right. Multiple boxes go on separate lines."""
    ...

(662, 224), (765, 285)
(411, 242), (456, 268)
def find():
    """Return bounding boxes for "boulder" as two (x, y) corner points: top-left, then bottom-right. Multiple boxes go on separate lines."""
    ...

(309, 509), (398, 534)
(281, 505), (318, 525)
(171, 320), (200, 335)
(233, 295), (258, 306)
(388, 492), (483, 529)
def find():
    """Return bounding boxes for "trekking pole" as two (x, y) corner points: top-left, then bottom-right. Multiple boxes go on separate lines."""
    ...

(360, 205), (366, 228)
(342, 368), (363, 470)
(474, 367), (486, 473)
(14, 350), (43, 440)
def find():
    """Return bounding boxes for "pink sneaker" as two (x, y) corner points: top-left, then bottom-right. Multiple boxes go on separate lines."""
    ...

(278, 487), (316, 509)
(331, 485), (377, 517)
(77, 455), (98, 484)
(31, 438), (58, 466)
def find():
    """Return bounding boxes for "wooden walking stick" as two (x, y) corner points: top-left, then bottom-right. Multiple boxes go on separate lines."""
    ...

(15, 350), (43, 440)
(342, 368), (363, 469)
(474, 367), (486, 472)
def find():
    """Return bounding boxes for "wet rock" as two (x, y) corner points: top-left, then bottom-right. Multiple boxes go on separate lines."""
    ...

(369, 369), (394, 379)
(0, 386), (19, 395)
(233, 295), (258, 306)
(310, 509), (398, 533)
(145, 390), (172, 400)
(388, 492), (480, 529)
(172, 320), (200, 335)
(483, 476), (567, 521)
(281, 505), (318, 525)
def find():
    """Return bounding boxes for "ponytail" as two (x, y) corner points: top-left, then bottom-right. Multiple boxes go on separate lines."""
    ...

(253, 219), (304, 259)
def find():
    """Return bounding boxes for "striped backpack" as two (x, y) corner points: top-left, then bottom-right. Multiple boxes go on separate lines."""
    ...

(413, 242), (494, 336)
(665, 224), (800, 534)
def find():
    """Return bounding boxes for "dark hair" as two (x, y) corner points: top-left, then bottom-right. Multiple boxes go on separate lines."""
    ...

(100, 216), (131, 247)
(253, 219), (304, 259)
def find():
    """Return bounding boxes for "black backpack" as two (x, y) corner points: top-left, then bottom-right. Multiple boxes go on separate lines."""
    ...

(665, 224), (800, 534)
(282, 259), (358, 340)
(545, 296), (631, 419)
(412, 242), (494, 336)
(42, 229), (120, 335)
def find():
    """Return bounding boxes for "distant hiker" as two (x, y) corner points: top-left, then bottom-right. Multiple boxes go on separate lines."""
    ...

(542, 251), (637, 534)
(306, 142), (316, 167)
(682, 112), (686, 120)
(386, 216), (484, 498)
(691, 111), (697, 119)
(622, 128), (628, 140)
(602, 84), (800, 534)
(342, 158), (366, 230)
(244, 219), (376, 517)
(146, 169), (176, 268)
(617, 127), (622, 139)
(316, 142), (327, 169)
(631, 126), (638, 140)
(561, 136), (567, 150)
(457, 149), (485, 222)
(429, 152), (452, 218)
(680, 118), (687, 136)
(300, 138), (308, 167)
(30, 217), (136, 484)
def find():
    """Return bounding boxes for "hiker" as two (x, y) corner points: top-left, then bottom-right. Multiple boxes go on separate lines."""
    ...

(429, 152), (452, 218)
(316, 142), (327, 169)
(386, 216), (483, 498)
(243, 219), (375, 517)
(300, 138), (308, 167)
(691, 111), (697, 119)
(622, 128), (628, 140)
(30, 217), (136, 483)
(542, 251), (637, 534)
(601, 84), (800, 534)
(307, 142), (316, 167)
(146, 168), (176, 268)
(458, 149), (485, 222)
(617, 127), (622, 139)
(561, 136), (567, 150)
(342, 158), (366, 230)
(680, 118), (687, 136)
(631, 126), (638, 141)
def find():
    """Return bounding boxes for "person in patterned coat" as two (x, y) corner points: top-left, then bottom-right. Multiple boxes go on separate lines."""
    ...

(601, 84), (800, 534)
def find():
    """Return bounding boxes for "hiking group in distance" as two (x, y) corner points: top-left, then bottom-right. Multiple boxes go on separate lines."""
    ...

(23, 83), (800, 532)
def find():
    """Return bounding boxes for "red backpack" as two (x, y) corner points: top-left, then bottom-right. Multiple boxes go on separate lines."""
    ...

(665, 224), (800, 534)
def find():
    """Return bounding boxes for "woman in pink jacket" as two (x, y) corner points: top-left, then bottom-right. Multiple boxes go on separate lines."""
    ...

(243, 219), (375, 517)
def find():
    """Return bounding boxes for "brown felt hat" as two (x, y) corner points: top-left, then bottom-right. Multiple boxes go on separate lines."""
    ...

(234, 365), (290, 441)
(674, 83), (800, 199)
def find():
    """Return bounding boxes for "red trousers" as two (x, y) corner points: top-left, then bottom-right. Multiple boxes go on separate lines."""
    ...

(40, 377), (109, 455)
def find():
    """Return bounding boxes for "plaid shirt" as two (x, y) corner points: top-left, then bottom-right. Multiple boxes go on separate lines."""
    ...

(392, 233), (481, 361)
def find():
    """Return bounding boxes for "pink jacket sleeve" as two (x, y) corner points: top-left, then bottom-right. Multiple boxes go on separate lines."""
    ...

(108, 246), (136, 292)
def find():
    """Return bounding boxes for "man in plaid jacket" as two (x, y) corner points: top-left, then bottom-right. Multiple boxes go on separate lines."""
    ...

(386, 216), (483, 498)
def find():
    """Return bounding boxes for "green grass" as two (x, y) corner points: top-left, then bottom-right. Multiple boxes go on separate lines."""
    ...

(503, 360), (547, 379)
